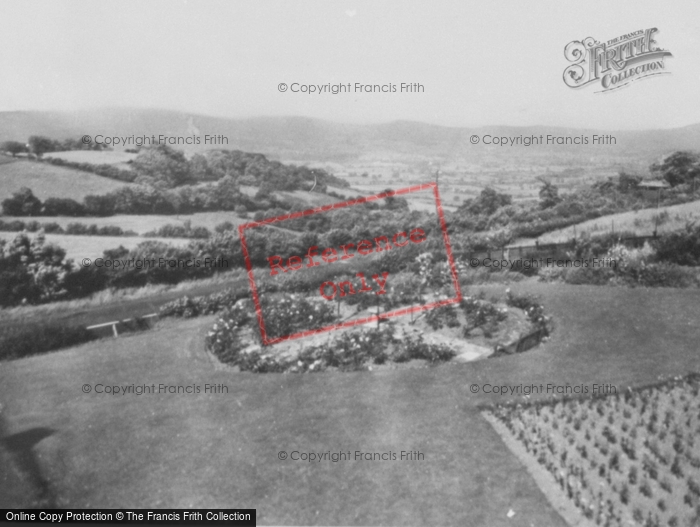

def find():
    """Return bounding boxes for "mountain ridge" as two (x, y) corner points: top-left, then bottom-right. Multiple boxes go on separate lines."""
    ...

(1, 109), (698, 164)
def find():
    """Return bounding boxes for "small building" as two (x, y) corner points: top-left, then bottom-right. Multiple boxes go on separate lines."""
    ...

(638, 180), (670, 200)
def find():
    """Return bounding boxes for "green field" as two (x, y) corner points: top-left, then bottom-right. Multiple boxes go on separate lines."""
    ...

(0, 211), (250, 235)
(536, 199), (700, 244)
(0, 158), (130, 200)
(44, 150), (137, 170)
(0, 231), (191, 260)
(1, 282), (699, 523)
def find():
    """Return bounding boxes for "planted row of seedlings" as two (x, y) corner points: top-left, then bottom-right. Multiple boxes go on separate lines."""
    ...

(491, 374), (700, 527)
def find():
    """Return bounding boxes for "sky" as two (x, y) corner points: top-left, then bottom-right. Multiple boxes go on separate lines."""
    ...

(0, 0), (698, 130)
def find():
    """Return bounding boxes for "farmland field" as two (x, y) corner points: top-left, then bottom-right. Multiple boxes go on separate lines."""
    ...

(44, 150), (137, 170)
(0, 211), (251, 235)
(0, 231), (191, 260)
(536, 199), (700, 244)
(0, 158), (130, 200)
(1, 282), (699, 523)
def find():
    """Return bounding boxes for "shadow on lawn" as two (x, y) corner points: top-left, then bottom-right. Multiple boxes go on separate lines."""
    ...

(0, 412), (57, 508)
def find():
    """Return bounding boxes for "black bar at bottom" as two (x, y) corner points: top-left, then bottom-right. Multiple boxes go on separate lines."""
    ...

(0, 510), (256, 526)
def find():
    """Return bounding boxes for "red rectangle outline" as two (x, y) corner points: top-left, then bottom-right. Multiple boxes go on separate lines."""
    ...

(238, 182), (463, 346)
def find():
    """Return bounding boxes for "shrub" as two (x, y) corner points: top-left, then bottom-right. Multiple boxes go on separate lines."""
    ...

(0, 321), (97, 361)
(204, 300), (254, 364)
(1, 187), (42, 216)
(215, 221), (235, 233)
(461, 296), (507, 335)
(398, 333), (456, 363)
(653, 223), (700, 266)
(257, 293), (337, 342)
(158, 288), (245, 318)
(424, 304), (460, 330)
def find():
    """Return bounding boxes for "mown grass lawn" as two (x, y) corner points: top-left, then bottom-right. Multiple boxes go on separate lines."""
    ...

(1, 282), (699, 525)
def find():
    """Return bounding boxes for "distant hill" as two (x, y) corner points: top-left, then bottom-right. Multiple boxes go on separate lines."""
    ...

(1, 109), (698, 167)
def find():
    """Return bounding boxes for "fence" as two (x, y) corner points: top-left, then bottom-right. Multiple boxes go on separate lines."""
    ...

(86, 313), (158, 338)
(462, 233), (660, 264)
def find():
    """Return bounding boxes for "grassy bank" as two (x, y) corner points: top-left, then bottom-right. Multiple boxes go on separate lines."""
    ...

(1, 283), (699, 523)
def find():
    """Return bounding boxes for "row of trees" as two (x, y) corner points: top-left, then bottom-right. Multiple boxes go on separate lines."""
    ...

(1, 179), (284, 217)
(447, 150), (700, 245)
(0, 136), (107, 158)
(128, 145), (350, 190)
(1, 136), (350, 192)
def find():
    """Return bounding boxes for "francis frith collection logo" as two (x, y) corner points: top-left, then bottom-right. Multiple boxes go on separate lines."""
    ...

(563, 28), (672, 92)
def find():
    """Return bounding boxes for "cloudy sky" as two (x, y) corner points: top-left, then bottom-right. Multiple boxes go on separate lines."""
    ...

(1, 0), (698, 129)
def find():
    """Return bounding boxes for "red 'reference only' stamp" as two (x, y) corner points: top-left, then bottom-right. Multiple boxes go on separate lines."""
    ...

(238, 182), (462, 345)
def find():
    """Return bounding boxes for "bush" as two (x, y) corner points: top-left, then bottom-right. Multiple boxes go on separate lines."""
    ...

(461, 296), (508, 335)
(205, 300), (254, 364)
(505, 289), (552, 333)
(559, 243), (700, 288)
(424, 304), (460, 330)
(1, 187), (42, 216)
(653, 223), (700, 266)
(396, 333), (456, 363)
(256, 293), (337, 342)
(0, 322), (97, 361)
(204, 298), (459, 373)
(158, 288), (246, 318)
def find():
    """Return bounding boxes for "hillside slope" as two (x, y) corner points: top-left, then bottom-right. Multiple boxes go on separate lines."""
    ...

(1, 109), (698, 165)
(0, 158), (130, 200)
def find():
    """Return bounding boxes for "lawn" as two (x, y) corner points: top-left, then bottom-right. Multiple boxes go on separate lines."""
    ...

(0, 158), (130, 200)
(1, 282), (699, 524)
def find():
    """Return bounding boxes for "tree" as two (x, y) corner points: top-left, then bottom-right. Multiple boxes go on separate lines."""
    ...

(538, 179), (561, 209)
(131, 144), (193, 187)
(617, 172), (642, 192)
(27, 135), (57, 158)
(215, 221), (235, 234)
(0, 232), (72, 306)
(1, 187), (42, 216)
(383, 188), (409, 210)
(461, 187), (513, 216)
(189, 153), (214, 181)
(0, 140), (28, 157)
(651, 151), (700, 187)
(42, 197), (85, 216)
